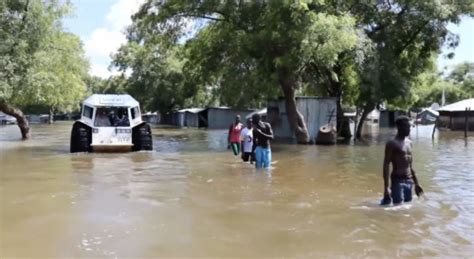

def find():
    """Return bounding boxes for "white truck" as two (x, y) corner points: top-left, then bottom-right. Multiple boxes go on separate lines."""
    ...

(70, 94), (153, 153)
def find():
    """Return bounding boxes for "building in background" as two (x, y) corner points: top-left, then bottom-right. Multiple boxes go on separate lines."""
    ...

(437, 98), (474, 131)
(266, 97), (337, 143)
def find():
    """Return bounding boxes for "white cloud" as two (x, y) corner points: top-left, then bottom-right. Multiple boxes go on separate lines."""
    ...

(85, 28), (125, 58)
(89, 63), (113, 78)
(85, 0), (145, 78)
(106, 0), (142, 30)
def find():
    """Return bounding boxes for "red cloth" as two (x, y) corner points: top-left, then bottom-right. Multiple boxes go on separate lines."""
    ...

(229, 123), (243, 142)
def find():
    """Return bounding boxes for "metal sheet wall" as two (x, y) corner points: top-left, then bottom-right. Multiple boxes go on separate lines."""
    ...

(268, 97), (337, 142)
(207, 108), (254, 129)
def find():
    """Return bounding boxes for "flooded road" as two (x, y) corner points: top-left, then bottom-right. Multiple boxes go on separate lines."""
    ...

(1, 122), (473, 257)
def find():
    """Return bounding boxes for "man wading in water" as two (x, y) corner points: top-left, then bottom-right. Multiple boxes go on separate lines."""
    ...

(252, 114), (273, 169)
(381, 116), (424, 205)
(240, 118), (255, 164)
(228, 115), (243, 156)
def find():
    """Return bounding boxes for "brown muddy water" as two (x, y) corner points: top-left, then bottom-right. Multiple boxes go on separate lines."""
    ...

(1, 122), (473, 257)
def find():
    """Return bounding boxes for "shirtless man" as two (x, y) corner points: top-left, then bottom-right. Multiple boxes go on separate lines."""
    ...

(252, 114), (273, 169)
(381, 116), (424, 205)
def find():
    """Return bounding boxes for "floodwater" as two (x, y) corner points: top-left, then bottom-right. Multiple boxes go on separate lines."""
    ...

(1, 122), (473, 257)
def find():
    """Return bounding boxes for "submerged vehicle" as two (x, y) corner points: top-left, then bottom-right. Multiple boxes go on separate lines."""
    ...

(70, 94), (153, 153)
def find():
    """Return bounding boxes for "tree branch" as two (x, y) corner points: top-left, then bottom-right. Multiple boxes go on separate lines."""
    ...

(367, 4), (409, 37)
(175, 13), (225, 22)
(397, 20), (431, 55)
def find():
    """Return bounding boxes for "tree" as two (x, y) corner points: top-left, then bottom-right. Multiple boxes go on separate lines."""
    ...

(0, 0), (76, 138)
(18, 32), (89, 123)
(113, 43), (198, 112)
(119, 0), (361, 143)
(345, 0), (473, 138)
(448, 62), (474, 97)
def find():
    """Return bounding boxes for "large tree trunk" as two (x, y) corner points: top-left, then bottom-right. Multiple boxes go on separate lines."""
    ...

(278, 69), (310, 144)
(325, 65), (351, 140)
(356, 104), (373, 139)
(336, 97), (352, 139)
(0, 100), (30, 140)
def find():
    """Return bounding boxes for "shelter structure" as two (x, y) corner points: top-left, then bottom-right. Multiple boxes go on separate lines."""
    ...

(175, 108), (206, 128)
(379, 109), (406, 127)
(437, 98), (474, 131)
(206, 107), (255, 129)
(142, 112), (160, 125)
(170, 107), (254, 129)
(416, 108), (438, 125)
(0, 112), (17, 125)
(266, 97), (337, 143)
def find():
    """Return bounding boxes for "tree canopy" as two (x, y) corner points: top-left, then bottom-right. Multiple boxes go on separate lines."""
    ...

(116, 0), (367, 142)
(1, 0), (89, 138)
(113, 0), (473, 141)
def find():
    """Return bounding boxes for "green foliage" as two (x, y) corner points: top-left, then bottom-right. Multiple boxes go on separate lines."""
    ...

(115, 0), (364, 118)
(449, 62), (474, 97)
(113, 0), (473, 137)
(413, 62), (474, 107)
(85, 75), (129, 95)
(0, 0), (88, 113)
(21, 32), (88, 113)
(112, 43), (200, 112)
(350, 0), (473, 110)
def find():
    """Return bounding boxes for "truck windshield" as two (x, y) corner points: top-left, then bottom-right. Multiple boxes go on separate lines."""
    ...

(94, 107), (130, 127)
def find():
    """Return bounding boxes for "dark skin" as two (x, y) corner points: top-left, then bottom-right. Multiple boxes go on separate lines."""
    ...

(228, 115), (241, 149)
(252, 115), (273, 148)
(383, 120), (424, 199)
(241, 119), (252, 159)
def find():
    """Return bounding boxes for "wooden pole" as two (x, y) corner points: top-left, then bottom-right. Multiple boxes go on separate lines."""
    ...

(465, 107), (470, 138)
(353, 108), (358, 142)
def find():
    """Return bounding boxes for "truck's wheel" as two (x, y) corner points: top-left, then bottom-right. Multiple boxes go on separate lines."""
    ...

(70, 122), (91, 153)
(132, 123), (153, 151)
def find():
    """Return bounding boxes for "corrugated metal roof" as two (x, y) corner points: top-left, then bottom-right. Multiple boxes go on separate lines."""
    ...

(420, 108), (439, 116)
(438, 98), (474, 112)
(245, 108), (267, 119)
(178, 108), (206, 113)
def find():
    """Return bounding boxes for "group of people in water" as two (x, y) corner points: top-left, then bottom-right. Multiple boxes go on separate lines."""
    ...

(228, 114), (424, 206)
(227, 113), (274, 169)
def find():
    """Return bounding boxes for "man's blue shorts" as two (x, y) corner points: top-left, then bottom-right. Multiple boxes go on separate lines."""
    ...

(255, 146), (271, 169)
(391, 179), (413, 204)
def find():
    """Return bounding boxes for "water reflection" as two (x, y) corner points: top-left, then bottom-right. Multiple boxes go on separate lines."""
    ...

(0, 122), (473, 257)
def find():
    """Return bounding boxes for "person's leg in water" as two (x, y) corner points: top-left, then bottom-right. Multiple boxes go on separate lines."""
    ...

(391, 180), (403, 204)
(262, 148), (272, 168)
(403, 180), (413, 202)
(231, 142), (240, 156)
(241, 152), (250, 162)
(255, 146), (263, 169)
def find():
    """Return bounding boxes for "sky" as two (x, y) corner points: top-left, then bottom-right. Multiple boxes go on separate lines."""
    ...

(63, 0), (474, 79)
